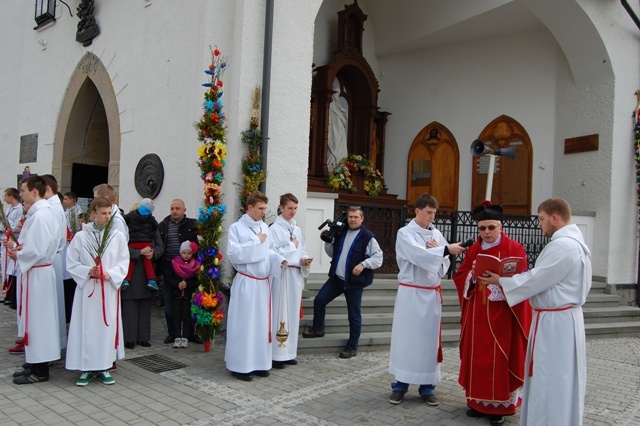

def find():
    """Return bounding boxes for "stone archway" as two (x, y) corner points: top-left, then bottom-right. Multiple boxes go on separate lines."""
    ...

(52, 52), (121, 196)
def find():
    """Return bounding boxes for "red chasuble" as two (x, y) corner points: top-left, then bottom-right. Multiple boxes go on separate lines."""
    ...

(453, 233), (532, 415)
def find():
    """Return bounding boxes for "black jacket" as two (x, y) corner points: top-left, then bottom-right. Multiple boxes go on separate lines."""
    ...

(124, 210), (158, 242)
(158, 215), (198, 263)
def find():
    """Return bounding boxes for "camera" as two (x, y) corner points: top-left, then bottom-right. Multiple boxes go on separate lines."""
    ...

(318, 211), (347, 243)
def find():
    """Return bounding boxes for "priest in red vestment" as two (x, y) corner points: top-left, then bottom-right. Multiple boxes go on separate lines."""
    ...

(453, 204), (532, 426)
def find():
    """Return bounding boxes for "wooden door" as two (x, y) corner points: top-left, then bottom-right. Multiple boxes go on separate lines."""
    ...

(406, 122), (459, 209)
(471, 115), (533, 215)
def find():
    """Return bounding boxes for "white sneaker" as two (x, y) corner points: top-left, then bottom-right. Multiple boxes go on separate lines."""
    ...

(181, 338), (188, 348)
(173, 338), (181, 348)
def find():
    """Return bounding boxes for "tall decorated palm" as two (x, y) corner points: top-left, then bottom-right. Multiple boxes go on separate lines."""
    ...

(237, 86), (266, 214)
(191, 46), (228, 351)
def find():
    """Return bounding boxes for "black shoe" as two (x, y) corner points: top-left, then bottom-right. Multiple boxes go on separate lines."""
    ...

(339, 347), (357, 359)
(388, 390), (405, 405)
(22, 362), (31, 369)
(13, 373), (48, 385)
(124, 342), (135, 349)
(188, 335), (203, 344)
(302, 328), (325, 338)
(284, 359), (298, 365)
(466, 408), (485, 418)
(422, 394), (439, 406)
(253, 370), (270, 377)
(231, 371), (253, 381)
(164, 335), (175, 344)
(12, 368), (30, 378)
(489, 416), (505, 426)
(272, 361), (285, 369)
(139, 341), (151, 347)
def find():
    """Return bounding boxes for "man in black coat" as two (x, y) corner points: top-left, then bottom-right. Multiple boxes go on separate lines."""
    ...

(158, 199), (199, 344)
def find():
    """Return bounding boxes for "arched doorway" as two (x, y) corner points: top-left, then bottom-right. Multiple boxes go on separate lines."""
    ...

(406, 122), (459, 209)
(52, 52), (121, 199)
(471, 115), (533, 214)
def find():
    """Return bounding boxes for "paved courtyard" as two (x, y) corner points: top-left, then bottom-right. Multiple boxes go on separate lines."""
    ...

(0, 303), (638, 425)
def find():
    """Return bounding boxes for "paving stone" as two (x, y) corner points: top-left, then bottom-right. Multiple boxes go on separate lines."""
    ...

(0, 303), (640, 424)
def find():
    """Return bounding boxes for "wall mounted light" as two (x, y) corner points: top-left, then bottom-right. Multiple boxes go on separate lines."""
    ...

(35, 0), (56, 26)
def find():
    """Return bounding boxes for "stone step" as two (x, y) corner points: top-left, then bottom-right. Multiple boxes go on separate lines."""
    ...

(297, 322), (640, 354)
(299, 311), (463, 333)
(297, 275), (634, 353)
(301, 292), (622, 315)
(298, 306), (640, 334)
(583, 306), (640, 323)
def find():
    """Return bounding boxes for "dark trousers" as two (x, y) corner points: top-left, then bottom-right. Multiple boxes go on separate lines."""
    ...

(63, 278), (77, 323)
(121, 298), (152, 343)
(312, 276), (363, 350)
(173, 296), (193, 339)
(4, 274), (17, 307)
(162, 262), (195, 338)
(30, 362), (49, 378)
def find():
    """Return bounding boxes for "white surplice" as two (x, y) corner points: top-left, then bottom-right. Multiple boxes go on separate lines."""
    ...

(48, 195), (68, 349)
(225, 214), (285, 374)
(16, 199), (61, 364)
(389, 219), (451, 385)
(1, 203), (22, 284)
(500, 224), (592, 426)
(65, 223), (128, 371)
(269, 216), (310, 362)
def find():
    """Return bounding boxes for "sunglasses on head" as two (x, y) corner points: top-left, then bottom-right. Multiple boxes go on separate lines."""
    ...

(478, 225), (498, 231)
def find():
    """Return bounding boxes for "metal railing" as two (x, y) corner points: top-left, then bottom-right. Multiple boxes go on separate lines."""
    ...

(335, 203), (548, 277)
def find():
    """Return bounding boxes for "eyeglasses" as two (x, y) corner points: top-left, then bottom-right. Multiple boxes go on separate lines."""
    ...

(478, 225), (499, 231)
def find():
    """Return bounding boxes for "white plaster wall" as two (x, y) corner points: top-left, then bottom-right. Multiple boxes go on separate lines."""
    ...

(263, 0), (323, 234)
(553, 0), (640, 284)
(0, 1), (241, 218)
(377, 29), (558, 210)
(0, 1), (28, 188)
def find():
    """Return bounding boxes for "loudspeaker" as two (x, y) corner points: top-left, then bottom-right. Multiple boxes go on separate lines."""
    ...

(494, 146), (516, 159)
(470, 139), (491, 157)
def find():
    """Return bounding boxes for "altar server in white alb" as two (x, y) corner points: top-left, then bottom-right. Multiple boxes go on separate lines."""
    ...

(388, 193), (467, 406)
(481, 197), (592, 426)
(10, 176), (61, 384)
(269, 193), (312, 369)
(42, 174), (69, 351)
(65, 196), (129, 387)
(225, 191), (286, 381)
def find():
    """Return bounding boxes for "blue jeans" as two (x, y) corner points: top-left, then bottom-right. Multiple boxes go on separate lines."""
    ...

(312, 276), (363, 350)
(391, 381), (435, 396)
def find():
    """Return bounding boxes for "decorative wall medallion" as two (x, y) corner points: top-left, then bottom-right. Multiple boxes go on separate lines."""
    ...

(134, 154), (164, 199)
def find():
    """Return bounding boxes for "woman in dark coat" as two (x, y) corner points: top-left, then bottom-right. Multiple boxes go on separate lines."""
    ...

(121, 228), (164, 349)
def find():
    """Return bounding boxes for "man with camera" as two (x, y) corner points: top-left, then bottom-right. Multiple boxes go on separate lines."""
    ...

(303, 206), (383, 359)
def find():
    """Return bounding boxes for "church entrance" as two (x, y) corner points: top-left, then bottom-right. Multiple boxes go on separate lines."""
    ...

(52, 52), (121, 202)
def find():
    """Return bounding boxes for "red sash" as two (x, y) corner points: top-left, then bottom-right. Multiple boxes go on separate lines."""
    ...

(89, 261), (120, 349)
(529, 305), (574, 376)
(237, 271), (272, 343)
(22, 263), (52, 346)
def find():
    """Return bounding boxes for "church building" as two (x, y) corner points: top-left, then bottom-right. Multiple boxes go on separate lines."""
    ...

(0, 1), (638, 295)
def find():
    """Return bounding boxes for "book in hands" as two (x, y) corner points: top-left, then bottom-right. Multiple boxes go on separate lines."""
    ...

(473, 254), (525, 278)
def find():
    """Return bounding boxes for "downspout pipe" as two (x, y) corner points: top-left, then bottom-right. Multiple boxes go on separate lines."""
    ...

(621, 0), (640, 31)
(259, 0), (274, 193)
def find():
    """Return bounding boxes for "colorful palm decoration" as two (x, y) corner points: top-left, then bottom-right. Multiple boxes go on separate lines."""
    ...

(192, 46), (228, 347)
